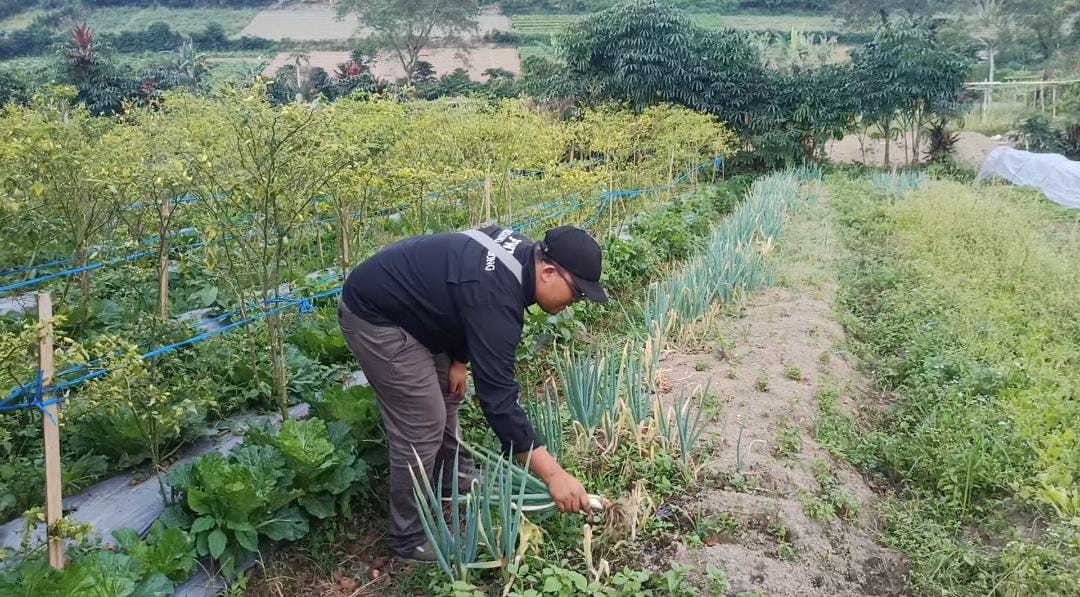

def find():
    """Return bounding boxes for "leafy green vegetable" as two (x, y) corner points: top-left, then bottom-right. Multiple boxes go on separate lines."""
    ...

(0, 550), (175, 597)
(306, 385), (385, 463)
(246, 418), (368, 519)
(165, 446), (307, 579)
(111, 521), (196, 583)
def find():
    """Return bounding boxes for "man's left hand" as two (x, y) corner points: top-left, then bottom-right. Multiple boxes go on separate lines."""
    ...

(449, 360), (467, 400)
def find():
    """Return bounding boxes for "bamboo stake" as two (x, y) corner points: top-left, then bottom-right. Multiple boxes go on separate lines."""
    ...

(38, 292), (64, 570)
(158, 194), (171, 320)
(483, 178), (493, 224)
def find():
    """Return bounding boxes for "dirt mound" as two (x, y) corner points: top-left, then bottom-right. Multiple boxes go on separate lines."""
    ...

(650, 185), (911, 597)
(826, 131), (1010, 168)
(656, 287), (908, 596)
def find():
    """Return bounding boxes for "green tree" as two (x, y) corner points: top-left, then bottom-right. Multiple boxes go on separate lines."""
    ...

(336, 0), (479, 83)
(0, 88), (122, 321)
(172, 85), (346, 420)
(832, 0), (959, 26)
(851, 21), (970, 167)
(1004, 0), (1080, 62)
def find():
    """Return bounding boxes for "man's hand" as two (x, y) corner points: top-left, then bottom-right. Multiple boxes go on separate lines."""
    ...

(518, 446), (591, 514)
(448, 360), (467, 401)
(546, 470), (591, 513)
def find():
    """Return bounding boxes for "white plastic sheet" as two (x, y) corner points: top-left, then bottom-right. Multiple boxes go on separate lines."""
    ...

(976, 146), (1080, 209)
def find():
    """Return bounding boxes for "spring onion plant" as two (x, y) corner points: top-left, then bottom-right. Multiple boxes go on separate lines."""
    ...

(556, 351), (604, 431)
(671, 386), (707, 467)
(477, 450), (532, 566)
(523, 389), (565, 458)
(622, 349), (652, 426)
(869, 170), (926, 200)
(641, 171), (814, 339)
(408, 447), (492, 582)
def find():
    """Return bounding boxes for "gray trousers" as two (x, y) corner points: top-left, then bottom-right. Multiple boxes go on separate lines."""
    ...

(337, 301), (464, 555)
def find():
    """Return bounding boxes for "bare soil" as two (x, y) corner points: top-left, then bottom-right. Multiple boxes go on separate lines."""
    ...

(647, 187), (910, 596)
(826, 131), (1010, 168)
(240, 4), (511, 41)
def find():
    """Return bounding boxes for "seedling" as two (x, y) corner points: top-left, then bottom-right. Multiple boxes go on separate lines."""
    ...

(755, 375), (770, 392)
(777, 542), (797, 561)
(774, 418), (802, 458)
(694, 361), (709, 372)
(801, 494), (836, 521)
(705, 564), (730, 595)
(785, 365), (802, 381)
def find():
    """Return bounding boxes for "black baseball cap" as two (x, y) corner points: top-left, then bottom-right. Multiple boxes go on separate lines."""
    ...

(541, 226), (608, 303)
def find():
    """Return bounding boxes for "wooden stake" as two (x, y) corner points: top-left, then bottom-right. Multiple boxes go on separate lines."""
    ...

(38, 292), (64, 570)
(483, 178), (492, 224)
(158, 194), (171, 320)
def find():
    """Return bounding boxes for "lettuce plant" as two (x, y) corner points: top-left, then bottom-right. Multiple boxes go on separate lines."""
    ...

(164, 446), (307, 579)
(246, 418), (368, 519)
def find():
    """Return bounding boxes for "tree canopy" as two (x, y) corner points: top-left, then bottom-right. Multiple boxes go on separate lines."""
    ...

(336, 0), (479, 82)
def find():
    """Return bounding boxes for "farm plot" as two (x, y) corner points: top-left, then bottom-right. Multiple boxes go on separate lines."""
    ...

(0, 96), (739, 595)
(513, 13), (844, 37)
(827, 175), (1080, 596)
(82, 7), (258, 36)
(240, 5), (511, 41)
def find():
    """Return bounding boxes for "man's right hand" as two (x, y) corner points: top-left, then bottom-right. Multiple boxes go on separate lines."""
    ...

(546, 470), (592, 513)
(517, 447), (591, 514)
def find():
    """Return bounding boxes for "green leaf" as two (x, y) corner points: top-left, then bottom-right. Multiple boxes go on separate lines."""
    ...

(207, 529), (227, 561)
(186, 487), (213, 515)
(260, 507), (309, 541)
(132, 572), (174, 597)
(190, 515), (216, 534)
(111, 528), (143, 554)
(195, 531), (209, 557)
(224, 520), (256, 533)
(143, 527), (196, 582)
(234, 528), (259, 552)
(158, 505), (191, 531)
(299, 493), (336, 519)
(196, 285), (218, 308)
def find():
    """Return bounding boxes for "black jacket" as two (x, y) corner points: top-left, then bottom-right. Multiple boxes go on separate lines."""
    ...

(342, 226), (540, 453)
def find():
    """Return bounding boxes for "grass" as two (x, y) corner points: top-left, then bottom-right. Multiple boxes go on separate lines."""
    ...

(512, 13), (843, 37)
(828, 173), (1080, 595)
(516, 44), (556, 62)
(84, 7), (258, 36)
(0, 9), (46, 31)
(956, 99), (1041, 136)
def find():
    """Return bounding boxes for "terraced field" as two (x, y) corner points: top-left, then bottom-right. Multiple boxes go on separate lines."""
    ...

(513, 13), (843, 37)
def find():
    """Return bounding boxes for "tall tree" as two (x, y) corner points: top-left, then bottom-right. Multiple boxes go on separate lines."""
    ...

(1004, 0), (1080, 62)
(559, 0), (768, 125)
(336, 0), (479, 83)
(851, 21), (970, 167)
(969, 0), (1010, 83)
